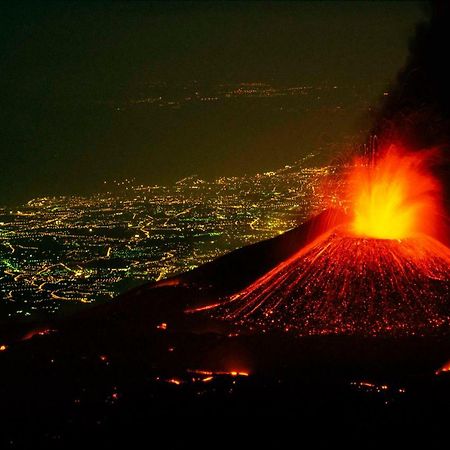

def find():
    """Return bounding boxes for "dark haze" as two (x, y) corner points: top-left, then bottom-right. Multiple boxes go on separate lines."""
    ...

(374, 1), (450, 212)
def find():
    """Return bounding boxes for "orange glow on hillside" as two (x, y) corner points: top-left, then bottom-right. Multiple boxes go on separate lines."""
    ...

(22, 328), (55, 341)
(195, 143), (450, 337)
(348, 146), (442, 240)
(436, 360), (450, 375)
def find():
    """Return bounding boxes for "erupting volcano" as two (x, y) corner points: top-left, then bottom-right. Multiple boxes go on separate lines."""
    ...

(203, 146), (450, 336)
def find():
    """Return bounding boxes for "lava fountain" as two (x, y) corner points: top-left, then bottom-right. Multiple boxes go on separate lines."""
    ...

(201, 145), (450, 336)
(349, 146), (443, 240)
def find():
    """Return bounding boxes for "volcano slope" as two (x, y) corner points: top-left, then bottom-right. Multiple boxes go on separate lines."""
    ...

(0, 210), (450, 446)
(206, 228), (450, 336)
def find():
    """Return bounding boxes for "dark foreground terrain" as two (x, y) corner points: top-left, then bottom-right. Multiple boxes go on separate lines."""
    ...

(0, 211), (449, 448)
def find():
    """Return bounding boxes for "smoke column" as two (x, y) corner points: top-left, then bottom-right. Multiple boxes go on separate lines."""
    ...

(372, 1), (450, 216)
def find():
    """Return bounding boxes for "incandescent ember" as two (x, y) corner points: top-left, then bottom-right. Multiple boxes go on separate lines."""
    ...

(198, 145), (450, 336)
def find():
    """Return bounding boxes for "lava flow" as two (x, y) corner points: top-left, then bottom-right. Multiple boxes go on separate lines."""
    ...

(203, 146), (450, 336)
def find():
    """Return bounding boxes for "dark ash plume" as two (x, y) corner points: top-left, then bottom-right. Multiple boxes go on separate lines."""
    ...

(373, 1), (450, 210)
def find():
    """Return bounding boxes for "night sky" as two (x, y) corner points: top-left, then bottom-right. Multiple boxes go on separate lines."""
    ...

(1, 1), (425, 204)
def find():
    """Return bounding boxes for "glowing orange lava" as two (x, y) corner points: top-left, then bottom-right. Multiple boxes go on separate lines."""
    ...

(348, 146), (442, 240)
(194, 143), (450, 337)
(435, 360), (450, 375)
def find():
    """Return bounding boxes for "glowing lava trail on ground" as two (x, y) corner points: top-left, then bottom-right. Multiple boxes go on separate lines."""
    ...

(202, 146), (450, 336)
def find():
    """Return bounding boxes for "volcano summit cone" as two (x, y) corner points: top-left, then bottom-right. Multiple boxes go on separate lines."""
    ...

(206, 227), (450, 337)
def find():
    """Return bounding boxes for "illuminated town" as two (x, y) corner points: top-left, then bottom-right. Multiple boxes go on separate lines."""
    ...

(0, 155), (336, 321)
(110, 80), (378, 112)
